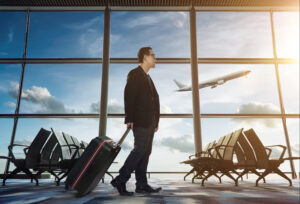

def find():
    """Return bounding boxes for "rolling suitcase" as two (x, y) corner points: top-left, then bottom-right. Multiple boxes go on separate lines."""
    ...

(65, 127), (131, 197)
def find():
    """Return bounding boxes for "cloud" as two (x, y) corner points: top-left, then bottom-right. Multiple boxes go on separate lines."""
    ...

(14, 138), (32, 146)
(8, 81), (69, 113)
(267, 144), (300, 159)
(160, 105), (172, 114)
(64, 16), (102, 30)
(160, 135), (194, 153)
(90, 99), (124, 113)
(0, 52), (8, 56)
(121, 141), (133, 151)
(233, 102), (281, 128)
(79, 30), (102, 57)
(124, 12), (187, 28)
(8, 28), (13, 43)
(5, 101), (16, 108)
(291, 144), (300, 156)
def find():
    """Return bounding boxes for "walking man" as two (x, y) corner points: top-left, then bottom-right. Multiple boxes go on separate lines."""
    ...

(111, 47), (161, 196)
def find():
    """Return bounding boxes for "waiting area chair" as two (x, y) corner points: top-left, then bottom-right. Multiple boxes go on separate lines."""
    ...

(181, 128), (300, 187)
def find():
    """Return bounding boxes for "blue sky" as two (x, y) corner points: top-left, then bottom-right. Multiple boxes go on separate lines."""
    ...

(0, 11), (299, 174)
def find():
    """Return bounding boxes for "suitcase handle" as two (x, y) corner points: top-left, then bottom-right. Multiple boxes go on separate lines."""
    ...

(117, 127), (131, 146)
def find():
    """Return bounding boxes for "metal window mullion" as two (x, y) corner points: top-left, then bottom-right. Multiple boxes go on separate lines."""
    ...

(0, 58), (298, 64)
(270, 10), (296, 179)
(4, 10), (30, 175)
(99, 6), (111, 136)
(190, 3), (202, 154)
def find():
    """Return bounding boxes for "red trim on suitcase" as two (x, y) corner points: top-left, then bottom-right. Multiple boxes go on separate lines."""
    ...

(71, 139), (112, 189)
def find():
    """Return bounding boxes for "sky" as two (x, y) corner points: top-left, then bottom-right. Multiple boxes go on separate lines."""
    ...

(0, 11), (299, 174)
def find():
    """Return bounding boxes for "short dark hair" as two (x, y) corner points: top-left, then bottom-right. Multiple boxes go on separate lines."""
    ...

(137, 47), (152, 63)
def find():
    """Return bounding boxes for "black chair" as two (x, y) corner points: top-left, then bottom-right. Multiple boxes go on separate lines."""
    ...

(49, 128), (79, 186)
(241, 129), (300, 186)
(0, 128), (52, 186)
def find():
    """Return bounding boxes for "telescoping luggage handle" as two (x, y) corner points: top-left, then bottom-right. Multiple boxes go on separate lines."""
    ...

(117, 127), (131, 146)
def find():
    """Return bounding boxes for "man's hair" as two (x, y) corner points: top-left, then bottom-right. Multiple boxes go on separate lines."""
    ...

(138, 47), (152, 63)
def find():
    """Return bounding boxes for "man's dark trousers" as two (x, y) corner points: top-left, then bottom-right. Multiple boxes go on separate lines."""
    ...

(114, 120), (155, 187)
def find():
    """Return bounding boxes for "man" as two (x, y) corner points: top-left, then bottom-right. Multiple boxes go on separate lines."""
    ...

(111, 47), (161, 196)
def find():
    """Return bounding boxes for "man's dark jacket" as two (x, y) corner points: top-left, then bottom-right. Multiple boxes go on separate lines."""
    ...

(124, 66), (160, 128)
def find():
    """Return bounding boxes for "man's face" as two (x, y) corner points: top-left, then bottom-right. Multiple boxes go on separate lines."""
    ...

(144, 49), (156, 68)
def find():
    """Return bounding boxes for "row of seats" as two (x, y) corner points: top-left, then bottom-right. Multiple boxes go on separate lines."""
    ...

(181, 128), (299, 186)
(0, 128), (88, 186)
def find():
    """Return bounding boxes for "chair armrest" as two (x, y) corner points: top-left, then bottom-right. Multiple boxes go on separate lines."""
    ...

(265, 147), (272, 158)
(0, 156), (12, 161)
(23, 147), (29, 155)
(9, 144), (29, 149)
(189, 151), (206, 159)
(265, 145), (286, 160)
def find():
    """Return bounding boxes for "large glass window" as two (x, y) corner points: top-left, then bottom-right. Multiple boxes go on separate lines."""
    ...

(197, 12), (273, 58)
(19, 64), (101, 114)
(108, 64), (192, 114)
(201, 118), (293, 173)
(274, 12), (299, 58)
(110, 12), (190, 58)
(107, 118), (193, 172)
(286, 119), (300, 173)
(0, 12), (27, 58)
(27, 12), (104, 58)
(0, 119), (14, 174)
(279, 64), (299, 114)
(0, 64), (22, 114)
(198, 64), (280, 114)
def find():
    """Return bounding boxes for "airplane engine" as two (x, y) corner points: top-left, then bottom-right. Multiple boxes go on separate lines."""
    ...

(217, 80), (225, 85)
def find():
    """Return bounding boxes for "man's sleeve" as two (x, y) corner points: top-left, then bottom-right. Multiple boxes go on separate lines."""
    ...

(155, 95), (160, 127)
(124, 71), (138, 124)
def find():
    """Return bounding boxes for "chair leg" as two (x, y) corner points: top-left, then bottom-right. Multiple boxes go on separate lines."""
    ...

(256, 169), (272, 187)
(251, 169), (265, 183)
(273, 168), (292, 186)
(192, 172), (201, 183)
(2, 168), (22, 186)
(213, 173), (222, 183)
(236, 169), (248, 182)
(23, 169), (39, 186)
(201, 170), (215, 186)
(184, 168), (195, 181)
(222, 170), (238, 186)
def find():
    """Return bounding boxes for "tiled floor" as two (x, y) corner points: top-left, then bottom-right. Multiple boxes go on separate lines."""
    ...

(0, 176), (299, 204)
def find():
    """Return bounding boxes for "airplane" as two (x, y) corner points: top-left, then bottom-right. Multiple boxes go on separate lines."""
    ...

(174, 70), (251, 91)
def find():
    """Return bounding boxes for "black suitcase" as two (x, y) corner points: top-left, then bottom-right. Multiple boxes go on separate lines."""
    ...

(65, 127), (131, 197)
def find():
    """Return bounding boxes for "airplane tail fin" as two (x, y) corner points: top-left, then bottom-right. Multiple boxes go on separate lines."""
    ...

(173, 79), (187, 89)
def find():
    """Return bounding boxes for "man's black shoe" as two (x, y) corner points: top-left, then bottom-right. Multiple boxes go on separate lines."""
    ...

(111, 179), (134, 196)
(135, 184), (162, 193)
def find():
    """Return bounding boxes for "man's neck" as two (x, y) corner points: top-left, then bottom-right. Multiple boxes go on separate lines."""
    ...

(140, 64), (150, 74)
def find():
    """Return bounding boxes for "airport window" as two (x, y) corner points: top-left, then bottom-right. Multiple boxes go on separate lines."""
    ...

(19, 64), (102, 114)
(196, 12), (273, 58)
(274, 12), (299, 58)
(27, 12), (104, 58)
(108, 64), (193, 114)
(107, 118), (194, 172)
(0, 6), (298, 176)
(198, 64), (280, 114)
(0, 64), (22, 114)
(110, 12), (190, 58)
(278, 64), (300, 114)
(0, 12), (27, 58)
(0, 119), (14, 173)
(286, 119), (300, 173)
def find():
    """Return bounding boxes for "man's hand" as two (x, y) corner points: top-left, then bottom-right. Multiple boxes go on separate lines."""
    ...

(155, 125), (159, 132)
(127, 122), (134, 129)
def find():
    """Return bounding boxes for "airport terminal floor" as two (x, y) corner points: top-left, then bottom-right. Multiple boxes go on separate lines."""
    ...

(0, 175), (299, 204)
